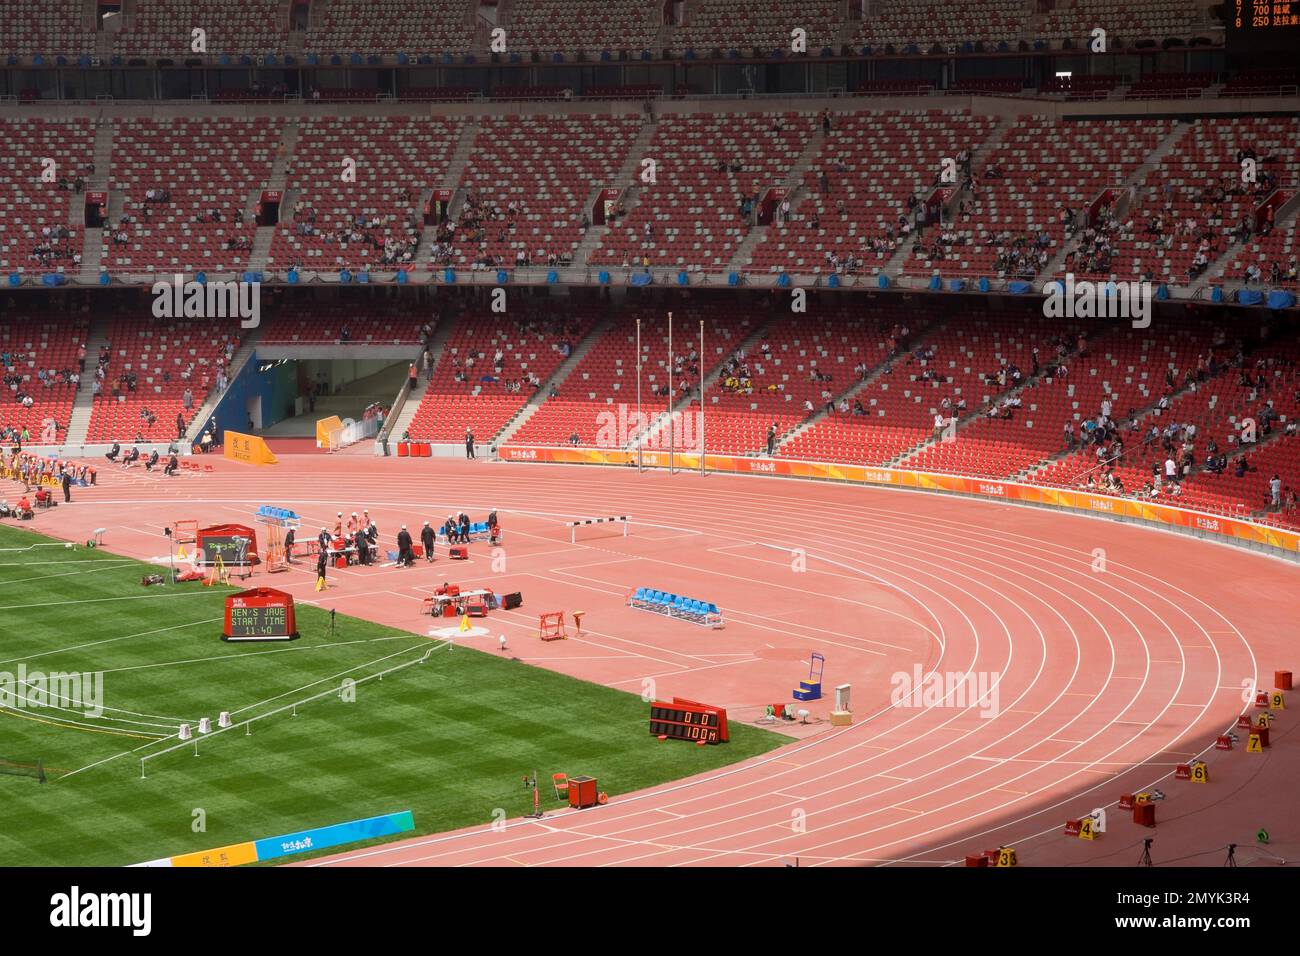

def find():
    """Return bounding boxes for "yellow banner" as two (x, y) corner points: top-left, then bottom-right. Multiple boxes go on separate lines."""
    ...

(170, 841), (259, 868)
(224, 431), (278, 466)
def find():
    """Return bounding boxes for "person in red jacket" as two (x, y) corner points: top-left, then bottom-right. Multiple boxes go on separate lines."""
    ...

(16, 495), (32, 517)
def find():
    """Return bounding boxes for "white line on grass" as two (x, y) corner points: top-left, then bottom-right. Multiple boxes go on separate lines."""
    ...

(0, 590), (218, 612)
(0, 617), (224, 668)
(0, 561), (145, 585)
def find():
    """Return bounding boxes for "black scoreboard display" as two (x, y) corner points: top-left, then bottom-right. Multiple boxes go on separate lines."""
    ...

(1224, 0), (1300, 51)
(223, 587), (299, 642)
(649, 697), (730, 744)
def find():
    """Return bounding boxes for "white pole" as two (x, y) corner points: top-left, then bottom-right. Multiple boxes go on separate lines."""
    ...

(668, 311), (674, 475)
(699, 318), (705, 476)
(636, 318), (642, 473)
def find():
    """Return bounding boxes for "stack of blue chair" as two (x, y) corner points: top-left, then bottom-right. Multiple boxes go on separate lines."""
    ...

(629, 588), (723, 627)
(256, 506), (300, 524)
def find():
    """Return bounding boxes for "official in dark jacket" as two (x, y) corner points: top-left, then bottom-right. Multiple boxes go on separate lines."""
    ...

(420, 522), (436, 562)
(315, 549), (328, 591)
(396, 525), (414, 567)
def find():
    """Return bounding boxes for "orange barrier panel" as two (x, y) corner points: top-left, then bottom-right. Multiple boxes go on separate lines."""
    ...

(497, 445), (1300, 555)
(224, 431), (279, 466)
(315, 416), (343, 448)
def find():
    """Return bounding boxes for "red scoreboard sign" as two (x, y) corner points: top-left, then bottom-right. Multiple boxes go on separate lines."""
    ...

(649, 697), (729, 744)
(223, 587), (298, 642)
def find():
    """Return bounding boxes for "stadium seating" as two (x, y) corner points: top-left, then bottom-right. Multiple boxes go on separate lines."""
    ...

(0, 118), (94, 276)
(405, 304), (602, 442)
(510, 308), (686, 447)
(592, 112), (816, 272)
(0, 0), (95, 56)
(901, 116), (1173, 284)
(505, 0), (661, 56)
(116, 0), (288, 56)
(1125, 72), (1215, 100)
(103, 117), (282, 275)
(744, 109), (996, 277)
(447, 114), (639, 270)
(304, 0), (475, 56)
(270, 116), (464, 273)
(0, 314), (87, 443)
(1067, 117), (1300, 286)
(87, 318), (236, 443)
(671, 0), (840, 56)
(686, 306), (896, 455)
(256, 302), (430, 345)
(852, 0), (1026, 51)
(783, 310), (1045, 467)
(1035, 0), (1204, 46)
(902, 319), (1223, 478)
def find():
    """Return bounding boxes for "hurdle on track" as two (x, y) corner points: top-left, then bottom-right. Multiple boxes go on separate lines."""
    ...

(565, 515), (629, 544)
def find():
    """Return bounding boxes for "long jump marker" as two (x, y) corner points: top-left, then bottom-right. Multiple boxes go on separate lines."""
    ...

(566, 516), (630, 544)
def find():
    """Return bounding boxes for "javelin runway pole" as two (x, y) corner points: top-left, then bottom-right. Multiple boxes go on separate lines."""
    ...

(699, 319), (706, 476)
(668, 311), (674, 475)
(636, 318), (642, 473)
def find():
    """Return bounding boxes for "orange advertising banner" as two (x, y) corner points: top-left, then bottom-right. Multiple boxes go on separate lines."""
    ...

(497, 445), (1300, 555)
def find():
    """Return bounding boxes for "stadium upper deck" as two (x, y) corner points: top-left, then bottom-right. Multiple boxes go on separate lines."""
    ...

(0, 0), (1224, 62)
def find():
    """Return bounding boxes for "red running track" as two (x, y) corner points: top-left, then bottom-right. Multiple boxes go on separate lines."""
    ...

(11, 454), (1299, 867)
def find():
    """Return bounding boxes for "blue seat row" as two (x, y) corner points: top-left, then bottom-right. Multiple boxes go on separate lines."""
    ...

(632, 588), (719, 615)
(257, 505), (299, 520)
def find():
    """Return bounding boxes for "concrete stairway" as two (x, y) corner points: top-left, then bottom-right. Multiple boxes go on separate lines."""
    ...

(247, 122), (300, 272)
(79, 119), (115, 280)
(379, 314), (459, 443)
(728, 128), (825, 274)
(571, 119), (659, 269)
(63, 319), (110, 445)
(184, 325), (263, 444)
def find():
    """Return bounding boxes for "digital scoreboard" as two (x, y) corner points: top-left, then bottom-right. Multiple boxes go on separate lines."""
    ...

(649, 697), (730, 744)
(1224, 0), (1300, 51)
(223, 587), (298, 642)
